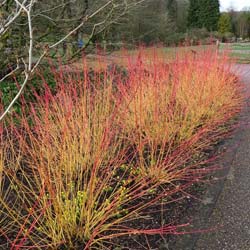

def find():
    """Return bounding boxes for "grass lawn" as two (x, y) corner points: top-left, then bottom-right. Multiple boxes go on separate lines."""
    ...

(220, 42), (250, 63)
(70, 45), (217, 70)
(56, 43), (250, 72)
(220, 42), (250, 50)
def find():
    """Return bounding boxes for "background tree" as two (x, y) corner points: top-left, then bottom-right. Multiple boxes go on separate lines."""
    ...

(218, 12), (233, 42)
(102, 0), (177, 45)
(237, 10), (250, 38)
(187, 0), (200, 28)
(226, 7), (250, 39)
(135, 0), (176, 44)
(176, 0), (189, 32)
(218, 13), (232, 34)
(166, 0), (178, 24)
(187, 0), (220, 31)
(228, 7), (238, 37)
(199, 0), (220, 31)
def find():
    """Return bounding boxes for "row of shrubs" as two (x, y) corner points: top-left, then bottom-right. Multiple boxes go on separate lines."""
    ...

(0, 48), (242, 249)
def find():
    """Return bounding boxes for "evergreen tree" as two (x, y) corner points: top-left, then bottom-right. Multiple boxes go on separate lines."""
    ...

(218, 13), (232, 34)
(199, 0), (220, 31)
(187, 0), (200, 28)
(187, 0), (220, 31)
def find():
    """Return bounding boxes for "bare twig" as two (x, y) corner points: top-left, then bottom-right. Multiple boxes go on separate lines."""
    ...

(0, 73), (29, 120)
(0, 0), (145, 121)
(0, 62), (20, 83)
(0, 0), (28, 36)
(49, 0), (113, 49)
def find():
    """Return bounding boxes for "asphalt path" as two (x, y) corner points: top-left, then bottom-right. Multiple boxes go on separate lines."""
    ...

(194, 64), (250, 250)
(171, 64), (250, 250)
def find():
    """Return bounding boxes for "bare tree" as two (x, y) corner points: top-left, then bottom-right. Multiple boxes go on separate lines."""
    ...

(0, 0), (144, 120)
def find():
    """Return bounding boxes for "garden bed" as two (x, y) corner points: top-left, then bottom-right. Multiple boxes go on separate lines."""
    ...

(0, 48), (243, 249)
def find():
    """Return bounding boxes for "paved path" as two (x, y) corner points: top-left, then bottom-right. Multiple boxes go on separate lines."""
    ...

(194, 64), (250, 250)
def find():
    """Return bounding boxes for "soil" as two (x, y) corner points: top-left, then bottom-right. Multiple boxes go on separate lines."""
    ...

(112, 139), (231, 250)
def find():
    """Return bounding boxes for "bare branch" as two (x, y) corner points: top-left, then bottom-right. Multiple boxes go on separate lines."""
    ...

(14, 0), (28, 13)
(0, 63), (20, 83)
(0, 0), (145, 121)
(0, 73), (29, 120)
(0, 1), (25, 35)
(49, 0), (113, 49)
(0, 0), (8, 8)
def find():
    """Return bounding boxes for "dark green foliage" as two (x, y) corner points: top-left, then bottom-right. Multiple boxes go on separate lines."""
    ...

(0, 64), (56, 114)
(187, 0), (200, 28)
(200, 0), (220, 31)
(187, 0), (220, 31)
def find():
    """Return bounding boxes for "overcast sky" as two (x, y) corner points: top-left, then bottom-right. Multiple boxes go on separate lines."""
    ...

(220, 0), (250, 11)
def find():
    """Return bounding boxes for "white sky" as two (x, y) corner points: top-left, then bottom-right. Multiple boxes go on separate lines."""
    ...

(220, 0), (250, 11)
